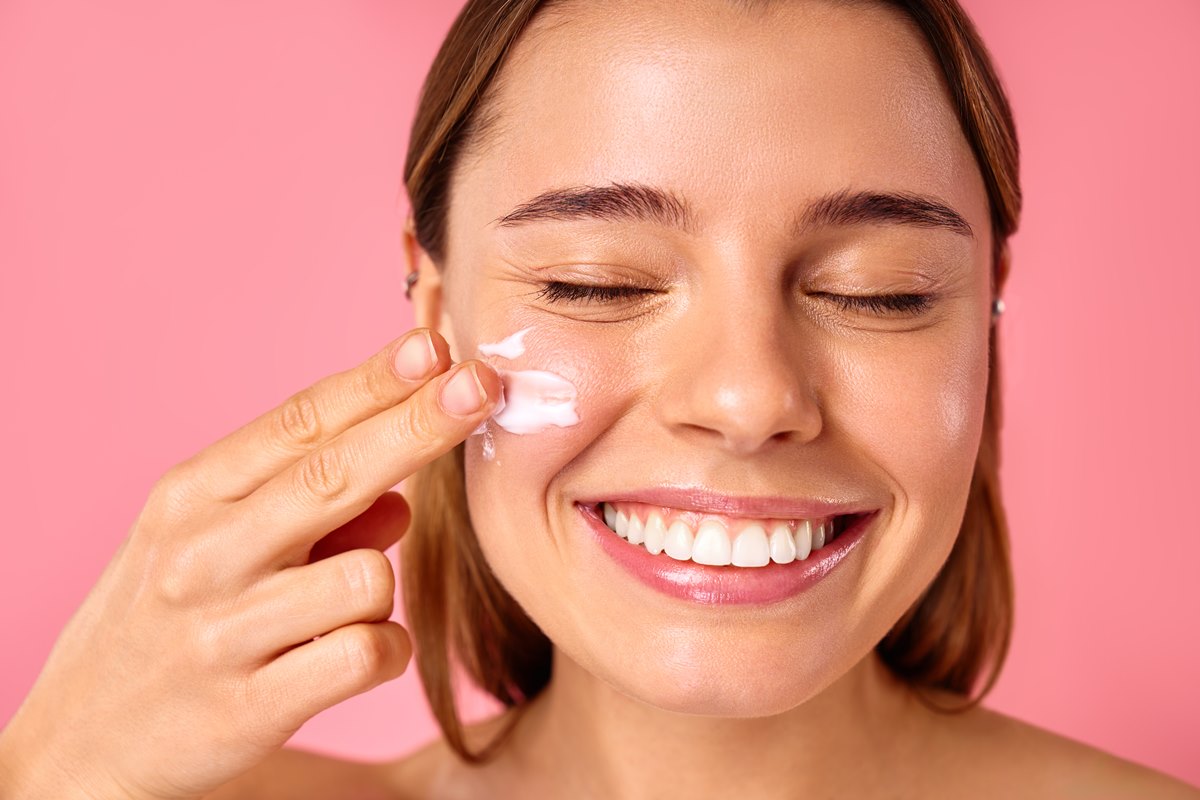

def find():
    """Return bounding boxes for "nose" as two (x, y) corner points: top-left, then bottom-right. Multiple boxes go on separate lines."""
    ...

(656, 290), (823, 455)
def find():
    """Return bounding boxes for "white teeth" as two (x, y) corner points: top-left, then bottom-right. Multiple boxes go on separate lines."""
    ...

(692, 520), (733, 566)
(626, 513), (645, 545)
(644, 512), (667, 555)
(663, 520), (694, 561)
(599, 503), (840, 568)
(731, 524), (771, 567)
(794, 519), (813, 560)
(769, 523), (796, 564)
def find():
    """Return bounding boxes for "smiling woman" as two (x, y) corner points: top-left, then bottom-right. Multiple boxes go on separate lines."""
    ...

(2, 0), (1196, 799)
(381, 0), (1194, 798)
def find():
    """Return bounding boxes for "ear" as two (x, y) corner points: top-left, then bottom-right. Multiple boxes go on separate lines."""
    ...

(994, 240), (1012, 295)
(403, 216), (462, 361)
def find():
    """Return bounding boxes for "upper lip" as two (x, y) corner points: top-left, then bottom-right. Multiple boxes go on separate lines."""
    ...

(576, 485), (880, 520)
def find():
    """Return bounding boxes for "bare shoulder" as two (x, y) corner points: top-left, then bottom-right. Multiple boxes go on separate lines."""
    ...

(927, 702), (1200, 799)
(203, 711), (524, 800)
(203, 747), (394, 800)
(378, 712), (523, 800)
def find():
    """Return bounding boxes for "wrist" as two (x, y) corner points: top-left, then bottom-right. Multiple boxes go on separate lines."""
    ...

(0, 724), (104, 800)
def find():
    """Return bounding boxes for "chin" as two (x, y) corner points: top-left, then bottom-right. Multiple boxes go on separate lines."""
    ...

(601, 656), (843, 718)
(566, 623), (868, 718)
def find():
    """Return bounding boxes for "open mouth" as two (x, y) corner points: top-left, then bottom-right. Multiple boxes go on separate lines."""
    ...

(591, 500), (867, 569)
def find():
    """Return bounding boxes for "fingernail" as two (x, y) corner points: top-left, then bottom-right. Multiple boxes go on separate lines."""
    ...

(439, 364), (487, 416)
(394, 330), (436, 380)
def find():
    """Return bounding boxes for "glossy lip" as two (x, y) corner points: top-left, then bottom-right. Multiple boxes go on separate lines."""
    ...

(577, 503), (880, 606)
(575, 486), (875, 520)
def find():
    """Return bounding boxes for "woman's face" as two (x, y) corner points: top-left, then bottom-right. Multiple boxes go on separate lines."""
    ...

(430, 0), (993, 715)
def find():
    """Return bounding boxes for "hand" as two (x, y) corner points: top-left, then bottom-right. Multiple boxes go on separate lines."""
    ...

(0, 328), (500, 800)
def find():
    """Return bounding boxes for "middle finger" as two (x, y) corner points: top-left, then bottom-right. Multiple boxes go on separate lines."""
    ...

(224, 359), (501, 571)
(181, 327), (450, 503)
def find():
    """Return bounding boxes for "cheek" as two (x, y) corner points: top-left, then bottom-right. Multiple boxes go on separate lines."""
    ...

(836, 320), (988, 500)
(462, 327), (635, 590)
(468, 332), (632, 469)
(835, 321), (990, 616)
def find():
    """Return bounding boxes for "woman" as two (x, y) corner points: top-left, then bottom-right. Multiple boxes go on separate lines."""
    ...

(0, 0), (1195, 797)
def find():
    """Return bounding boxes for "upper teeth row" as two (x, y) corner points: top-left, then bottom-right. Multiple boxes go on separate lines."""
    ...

(600, 502), (836, 568)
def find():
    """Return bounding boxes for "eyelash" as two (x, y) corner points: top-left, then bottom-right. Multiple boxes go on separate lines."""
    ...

(534, 281), (935, 316)
(534, 282), (657, 304)
(818, 291), (935, 315)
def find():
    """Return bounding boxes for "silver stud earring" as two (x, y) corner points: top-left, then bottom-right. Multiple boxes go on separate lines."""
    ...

(992, 297), (1006, 321)
(404, 271), (419, 300)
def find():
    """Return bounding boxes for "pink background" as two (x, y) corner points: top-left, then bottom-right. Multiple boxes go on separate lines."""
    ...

(1, 0), (1197, 786)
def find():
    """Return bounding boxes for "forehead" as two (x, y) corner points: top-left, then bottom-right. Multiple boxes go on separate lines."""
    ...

(452, 0), (986, 240)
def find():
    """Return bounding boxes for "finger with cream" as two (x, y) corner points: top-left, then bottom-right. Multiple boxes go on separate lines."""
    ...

(472, 326), (581, 461)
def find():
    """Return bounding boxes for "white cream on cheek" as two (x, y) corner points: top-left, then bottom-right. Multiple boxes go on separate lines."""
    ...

(471, 326), (581, 461)
(477, 327), (531, 359)
(491, 369), (580, 434)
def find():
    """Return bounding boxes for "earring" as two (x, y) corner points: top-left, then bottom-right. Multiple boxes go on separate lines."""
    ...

(992, 297), (1006, 320)
(404, 271), (419, 300)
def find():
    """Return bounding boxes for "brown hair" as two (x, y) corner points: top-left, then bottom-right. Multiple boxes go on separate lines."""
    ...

(401, 0), (1020, 765)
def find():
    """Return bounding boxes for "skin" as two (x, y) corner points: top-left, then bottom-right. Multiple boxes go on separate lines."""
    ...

(0, 322), (504, 799)
(449, 0), (984, 714)
(2, 1), (1194, 799)
(386, 1), (1198, 798)
(415, 0), (986, 795)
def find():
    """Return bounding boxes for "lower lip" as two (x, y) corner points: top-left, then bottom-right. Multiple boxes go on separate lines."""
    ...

(579, 504), (878, 606)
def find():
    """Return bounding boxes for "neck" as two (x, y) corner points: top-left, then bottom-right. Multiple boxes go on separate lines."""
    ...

(500, 646), (936, 799)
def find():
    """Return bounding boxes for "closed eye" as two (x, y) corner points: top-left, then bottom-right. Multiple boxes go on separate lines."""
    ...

(813, 291), (935, 316)
(536, 281), (935, 318)
(534, 281), (658, 304)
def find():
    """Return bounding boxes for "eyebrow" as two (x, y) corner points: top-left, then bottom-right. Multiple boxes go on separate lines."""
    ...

(494, 182), (694, 232)
(492, 182), (973, 239)
(795, 188), (974, 238)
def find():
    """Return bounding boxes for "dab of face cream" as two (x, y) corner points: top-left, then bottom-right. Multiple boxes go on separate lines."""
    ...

(491, 369), (579, 433)
(477, 327), (530, 359)
(475, 327), (580, 436)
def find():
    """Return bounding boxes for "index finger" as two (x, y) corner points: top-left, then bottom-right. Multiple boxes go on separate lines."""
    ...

(175, 328), (451, 503)
(221, 358), (502, 571)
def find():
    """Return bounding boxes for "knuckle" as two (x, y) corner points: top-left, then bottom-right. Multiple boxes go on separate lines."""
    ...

(147, 463), (201, 522)
(155, 568), (195, 607)
(356, 360), (395, 408)
(340, 625), (390, 683)
(397, 399), (439, 447)
(295, 447), (350, 502)
(150, 538), (214, 607)
(278, 390), (323, 447)
(191, 617), (235, 669)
